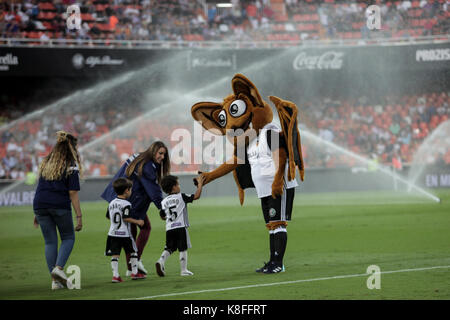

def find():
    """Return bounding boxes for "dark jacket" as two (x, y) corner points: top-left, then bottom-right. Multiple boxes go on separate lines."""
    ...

(101, 154), (163, 219)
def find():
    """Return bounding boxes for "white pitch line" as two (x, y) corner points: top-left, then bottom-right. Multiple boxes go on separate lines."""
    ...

(123, 265), (450, 300)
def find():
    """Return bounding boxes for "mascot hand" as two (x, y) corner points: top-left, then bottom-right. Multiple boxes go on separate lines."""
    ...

(193, 171), (212, 186)
(271, 178), (284, 199)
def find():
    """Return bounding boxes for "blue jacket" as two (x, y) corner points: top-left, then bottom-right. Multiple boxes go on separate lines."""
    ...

(101, 154), (163, 219)
(34, 165), (80, 211)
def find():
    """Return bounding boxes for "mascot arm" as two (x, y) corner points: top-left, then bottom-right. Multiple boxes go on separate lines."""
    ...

(269, 96), (305, 182)
(200, 155), (239, 185)
(232, 169), (246, 206)
(266, 129), (288, 198)
(271, 145), (287, 199)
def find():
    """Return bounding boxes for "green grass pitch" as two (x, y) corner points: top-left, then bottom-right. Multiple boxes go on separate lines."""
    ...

(0, 190), (449, 300)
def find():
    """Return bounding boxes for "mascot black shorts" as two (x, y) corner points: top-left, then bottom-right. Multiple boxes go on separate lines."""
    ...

(260, 187), (295, 224)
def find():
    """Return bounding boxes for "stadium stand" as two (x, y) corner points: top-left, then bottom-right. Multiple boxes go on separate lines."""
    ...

(0, 0), (449, 180)
(0, 0), (448, 44)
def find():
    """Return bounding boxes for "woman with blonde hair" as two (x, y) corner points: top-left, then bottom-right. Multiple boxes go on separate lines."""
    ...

(101, 140), (170, 277)
(33, 131), (83, 290)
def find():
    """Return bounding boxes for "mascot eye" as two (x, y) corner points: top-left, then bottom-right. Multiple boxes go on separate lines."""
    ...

(218, 110), (227, 127)
(229, 100), (247, 118)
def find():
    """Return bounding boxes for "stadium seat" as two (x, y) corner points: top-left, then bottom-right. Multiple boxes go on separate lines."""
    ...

(266, 34), (277, 41)
(0, 146), (6, 159)
(96, 23), (113, 32)
(419, 19), (427, 26)
(344, 32), (353, 39)
(183, 34), (195, 41)
(42, 22), (54, 30)
(81, 13), (96, 22)
(307, 4), (316, 13)
(274, 14), (288, 22)
(99, 164), (108, 176)
(37, 12), (57, 20)
(410, 19), (420, 27)
(38, 2), (56, 11)
(27, 32), (42, 39)
(271, 24), (285, 32)
(37, 12), (46, 20)
(292, 14), (302, 22)
(310, 14), (319, 21)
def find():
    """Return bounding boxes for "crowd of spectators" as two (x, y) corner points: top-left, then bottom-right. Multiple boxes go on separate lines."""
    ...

(285, 0), (449, 40)
(1, 89), (449, 180)
(0, 102), (144, 179)
(301, 91), (450, 170)
(0, 0), (448, 45)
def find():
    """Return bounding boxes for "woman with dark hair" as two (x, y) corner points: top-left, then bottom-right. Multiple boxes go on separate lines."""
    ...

(101, 140), (170, 276)
(33, 131), (83, 290)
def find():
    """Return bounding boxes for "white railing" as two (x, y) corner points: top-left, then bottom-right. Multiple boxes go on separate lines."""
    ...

(0, 34), (448, 49)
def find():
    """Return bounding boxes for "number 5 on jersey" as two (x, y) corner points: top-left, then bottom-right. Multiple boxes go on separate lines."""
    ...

(167, 205), (178, 222)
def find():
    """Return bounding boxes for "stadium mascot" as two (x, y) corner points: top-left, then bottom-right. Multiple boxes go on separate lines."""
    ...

(191, 74), (304, 273)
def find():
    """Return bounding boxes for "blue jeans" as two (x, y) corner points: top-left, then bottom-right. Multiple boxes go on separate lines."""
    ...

(34, 209), (75, 274)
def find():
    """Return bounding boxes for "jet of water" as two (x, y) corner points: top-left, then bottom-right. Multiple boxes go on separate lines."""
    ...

(80, 48), (298, 153)
(0, 51), (188, 195)
(0, 71), (135, 133)
(301, 128), (440, 203)
(407, 119), (450, 188)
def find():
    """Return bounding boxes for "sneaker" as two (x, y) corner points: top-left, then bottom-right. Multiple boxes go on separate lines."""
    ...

(131, 273), (146, 280)
(112, 276), (123, 283)
(262, 261), (283, 274)
(155, 261), (165, 277)
(51, 280), (64, 290)
(51, 267), (73, 289)
(180, 270), (194, 276)
(256, 261), (270, 273)
(138, 260), (148, 275)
